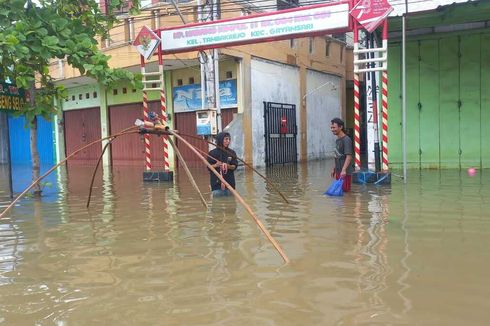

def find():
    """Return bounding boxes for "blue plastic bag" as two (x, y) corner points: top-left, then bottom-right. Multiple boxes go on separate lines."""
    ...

(324, 178), (344, 196)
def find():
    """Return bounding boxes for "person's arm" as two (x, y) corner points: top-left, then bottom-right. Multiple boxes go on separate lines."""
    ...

(207, 152), (222, 169)
(224, 153), (238, 171)
(340, 136), (353, 177)
(340, 155), (352, 177)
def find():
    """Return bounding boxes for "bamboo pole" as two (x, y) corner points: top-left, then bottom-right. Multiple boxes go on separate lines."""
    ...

(175, 131), (289, 204)
(169, 130), (289, 264)
(167, 137), (208, 209)
(0, 130), (138, 219)
(87, 125), (139, 208)
(86, 139), (114, 208)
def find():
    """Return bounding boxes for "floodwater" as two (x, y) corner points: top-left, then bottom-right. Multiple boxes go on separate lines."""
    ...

(0, 161), (489, 325)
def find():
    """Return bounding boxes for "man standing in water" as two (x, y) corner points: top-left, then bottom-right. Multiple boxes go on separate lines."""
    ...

(330, 118), (353, 192)
(207, 132), (238, 197)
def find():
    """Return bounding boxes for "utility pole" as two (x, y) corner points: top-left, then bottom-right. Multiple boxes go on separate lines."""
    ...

(213, 0), (222, 131)
(201, 0), (221, 131)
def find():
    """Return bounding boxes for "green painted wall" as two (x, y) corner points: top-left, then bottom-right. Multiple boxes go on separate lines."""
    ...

(388, 31), (490, 169)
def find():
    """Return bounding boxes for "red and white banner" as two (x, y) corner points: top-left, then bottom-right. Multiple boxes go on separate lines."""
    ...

(350, 0), (393, 33)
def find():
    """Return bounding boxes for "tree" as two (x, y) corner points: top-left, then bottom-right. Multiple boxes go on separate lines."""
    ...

(0, 0), (141, 196)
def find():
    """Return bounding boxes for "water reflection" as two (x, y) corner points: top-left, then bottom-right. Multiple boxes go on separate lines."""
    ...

(0, 162), (490, 324)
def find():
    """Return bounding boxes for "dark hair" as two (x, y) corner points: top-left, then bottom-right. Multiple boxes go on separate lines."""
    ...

(330, 118), (345, 130)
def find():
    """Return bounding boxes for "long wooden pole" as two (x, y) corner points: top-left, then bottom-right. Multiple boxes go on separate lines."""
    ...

(175, 131), (289, 204)
(0, 130), (138, 219)
(167, 137), (208, 209)
(169, 130), (289, 264)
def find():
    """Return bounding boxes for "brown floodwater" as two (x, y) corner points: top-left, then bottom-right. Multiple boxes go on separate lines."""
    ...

(0, 161), (489, 325)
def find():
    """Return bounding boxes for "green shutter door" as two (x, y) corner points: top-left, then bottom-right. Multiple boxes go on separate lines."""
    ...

(439, 36), (461, 168)
(419, 39), (440, 168)
(459, 34), (481, 168)
(481, 33), (490, 168)
(406, 41), (420, 166)
(387, 44), (402, 165)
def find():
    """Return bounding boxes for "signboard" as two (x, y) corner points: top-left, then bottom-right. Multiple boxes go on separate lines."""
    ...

(133, 26), (161, 60)
(0, 83), (26, 111)
(365, 69), (380, 170)
(160, 2), (350, 54)
(173, 79), (237, 113)
(350, 0), (393, 33)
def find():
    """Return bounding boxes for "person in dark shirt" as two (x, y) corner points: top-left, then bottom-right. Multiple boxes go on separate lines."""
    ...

(330, 117), (353, 192)
(207, 132), (238, 197)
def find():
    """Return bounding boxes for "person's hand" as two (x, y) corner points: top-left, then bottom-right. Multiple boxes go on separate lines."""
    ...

(340, 169), (347, 178)
(221, 163), (228, 173)
(214, 161), (222, 168)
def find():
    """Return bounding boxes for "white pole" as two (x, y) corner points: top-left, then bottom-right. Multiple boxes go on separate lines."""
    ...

(197, 0), (206, 110)
(214, 48), (222, 131)
(402, 14), (407, 183)
(213, 0), (222, 131)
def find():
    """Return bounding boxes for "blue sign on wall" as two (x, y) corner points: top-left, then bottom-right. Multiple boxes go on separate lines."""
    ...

(173, 79), (237, 113)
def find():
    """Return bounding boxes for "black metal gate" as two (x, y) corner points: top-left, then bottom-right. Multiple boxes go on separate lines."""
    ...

(264, 101), (298, 166)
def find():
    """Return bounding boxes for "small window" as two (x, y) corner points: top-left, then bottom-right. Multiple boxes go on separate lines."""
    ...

(309, 37), (314, 54)
(85, 93), (90, 99)
(132, 89), (136, 93)
(177, 79), (183, 86)
(151, 83), (157, 88)
(65, 98), (69, 102)
(113, 89), (118, 95)
(71, 95), (75, 101)
(226, 71), (233, 79)
(78, 94), (82, 100)
(189, 77), (195, 84)
(93, 92), (98, 98)
(290, 39), (296, 49)
(325, 40), (331, 57)
(122, 87), (127, 94)
(340, 46), (344, 63)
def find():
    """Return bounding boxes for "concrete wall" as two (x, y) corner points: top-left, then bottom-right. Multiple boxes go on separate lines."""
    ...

(305, 69), (341, 160)
(251, 58), (300, 167)
(0, 112), (9, 164)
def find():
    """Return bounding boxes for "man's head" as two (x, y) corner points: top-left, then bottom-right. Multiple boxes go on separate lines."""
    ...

(330, 118), (345, 137)
(216, 132), (231, 148)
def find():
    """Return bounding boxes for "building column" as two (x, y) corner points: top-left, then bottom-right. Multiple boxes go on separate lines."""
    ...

(238, 54), (253, 165)
(164, 71), (175, 171)
(299, 65), (307, 162)
(0, 112), (9, 164)
(99, 84), (111, 166)
(54, 97), (66, 164)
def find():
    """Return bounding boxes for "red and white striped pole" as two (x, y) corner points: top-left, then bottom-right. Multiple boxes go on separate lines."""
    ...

(141, 55), (152, 171)
(159, 88), (170, 171)
(353, 21), (362, 170)
(157, 39), (170, 172)
(381, 20), (389, 171)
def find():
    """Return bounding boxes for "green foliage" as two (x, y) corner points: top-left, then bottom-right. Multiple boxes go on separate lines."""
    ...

(0, 0), (142, 124)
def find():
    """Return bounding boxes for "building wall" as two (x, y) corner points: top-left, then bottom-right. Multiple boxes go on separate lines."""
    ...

(305, 69), (341, 160)
(387, 29), (490, 169)
(251, 58), (301, 166)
